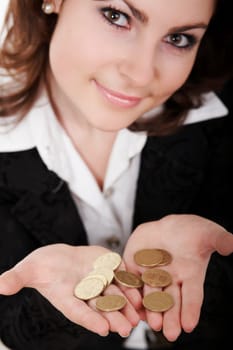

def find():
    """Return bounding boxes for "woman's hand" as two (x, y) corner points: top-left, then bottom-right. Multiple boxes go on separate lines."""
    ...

(0, 244), (140, 337)
(123, 214), (233, 342)
(1, 215), (232, 340)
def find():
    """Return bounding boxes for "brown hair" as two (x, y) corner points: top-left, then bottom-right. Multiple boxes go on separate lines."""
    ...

(0, 0), (232, 135)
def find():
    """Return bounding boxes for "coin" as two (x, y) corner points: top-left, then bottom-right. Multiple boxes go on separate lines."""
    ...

(93, 252), (122, 271)
(134, 249), (163, 267)
(84, 273), (108, 288)
(157, 249), (173, 266)
(74, 277), (105, 300)
(87, 267), (114, 285)
(96, 294), (127, 312)
(143, 291), (174, 312)
(114, 270), (143, 288)
(141, 268), (172, 288)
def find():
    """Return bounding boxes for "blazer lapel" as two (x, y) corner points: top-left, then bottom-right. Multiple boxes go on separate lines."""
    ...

(0, 148), (88, 246)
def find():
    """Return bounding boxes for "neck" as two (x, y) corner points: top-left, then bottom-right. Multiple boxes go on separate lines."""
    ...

(46, 75), (119, 189)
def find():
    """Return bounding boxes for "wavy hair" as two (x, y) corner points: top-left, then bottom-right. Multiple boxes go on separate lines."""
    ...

(0, 0), (232, 135)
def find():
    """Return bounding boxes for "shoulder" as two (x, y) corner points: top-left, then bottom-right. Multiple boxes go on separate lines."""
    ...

(0, 93), (51, 152)
(0, 115), (34, 152)
(218, 79), (233, 113)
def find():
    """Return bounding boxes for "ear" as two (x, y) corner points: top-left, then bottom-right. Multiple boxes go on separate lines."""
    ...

(53, 0), (64, 14)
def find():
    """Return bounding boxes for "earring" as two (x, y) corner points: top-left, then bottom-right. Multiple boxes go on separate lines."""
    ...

(42, 2), (55, 15)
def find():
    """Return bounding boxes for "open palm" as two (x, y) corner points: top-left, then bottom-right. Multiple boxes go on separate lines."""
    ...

(123, 214), (233, 341)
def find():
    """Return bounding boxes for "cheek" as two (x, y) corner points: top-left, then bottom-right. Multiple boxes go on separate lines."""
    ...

(160, 57), (196, 95)
(49, 28), (110, 80)
(49, 28), (73, 79)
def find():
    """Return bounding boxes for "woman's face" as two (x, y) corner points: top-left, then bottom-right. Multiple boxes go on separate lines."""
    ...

(49, 0), (215, 131)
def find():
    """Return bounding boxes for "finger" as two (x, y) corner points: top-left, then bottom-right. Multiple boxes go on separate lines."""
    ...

(95, 308), (132, 337)
(41, 284), (110, 336)
(123, 287), (142, 311)
(114, 292), (141, 327)
(0, 269), (24, 295)
(215, 231), (233, 256)
(113, 275), (142, 311)
(143, 284), (163, 331)
(162, 283), (182, 342)
(64, 298), (110, 336)
(88, 287), (134, 337)
(137, 306), (146, 320)
(180, 276), (204, 332)
(114, 261), (143, 311)
(103, 284), (140, 329)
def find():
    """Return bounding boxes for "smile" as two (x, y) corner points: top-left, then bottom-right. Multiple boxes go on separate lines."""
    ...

(94, 80), (142, 108)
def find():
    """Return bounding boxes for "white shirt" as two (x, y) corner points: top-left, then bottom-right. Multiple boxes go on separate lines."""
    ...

(0, 91), (228, 349)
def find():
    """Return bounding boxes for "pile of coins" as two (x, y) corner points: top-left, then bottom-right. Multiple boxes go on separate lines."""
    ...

(74, 252), (127, 311)
(74, 249), (174, 313)
(134, 248), (174, 312)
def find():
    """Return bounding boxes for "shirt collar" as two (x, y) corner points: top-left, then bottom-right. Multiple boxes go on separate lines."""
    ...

(0, 90), (228, 157)
(184, 92), (228, 124)
(141, 91), (228, 124)
(104, 128), (146, 190)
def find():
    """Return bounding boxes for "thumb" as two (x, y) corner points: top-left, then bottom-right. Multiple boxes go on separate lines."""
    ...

(0, 269), (24, 295)
(215, 231), (233, 256)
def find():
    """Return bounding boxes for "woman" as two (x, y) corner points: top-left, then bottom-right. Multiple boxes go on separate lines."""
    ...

(0, 1), (233, 349)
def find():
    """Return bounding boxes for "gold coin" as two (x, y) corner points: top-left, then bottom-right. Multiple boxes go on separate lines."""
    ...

(87, 267), (114, 285)
(74, 277), (105, 300)
(84, 273), (108, 288)
(157, 249), (173, 266)
(141, 268), (172, 288)
(134, 249), (163, 267)
(114, 270), (143, 288)
(143, 291), (174, 312)
(93, 252), (122, 271)
(96, 295), (127, 312)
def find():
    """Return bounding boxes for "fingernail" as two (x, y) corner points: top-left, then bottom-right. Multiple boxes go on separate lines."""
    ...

(100, 331), (109, 337)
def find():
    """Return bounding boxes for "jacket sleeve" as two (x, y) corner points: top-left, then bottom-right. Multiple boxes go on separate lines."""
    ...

(0, 191), (122, 350)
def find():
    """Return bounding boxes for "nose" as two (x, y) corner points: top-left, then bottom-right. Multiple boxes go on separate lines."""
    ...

(118, 40), (158, 87)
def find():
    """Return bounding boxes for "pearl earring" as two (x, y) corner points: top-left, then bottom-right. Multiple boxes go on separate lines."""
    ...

(42, 2), (55, 15)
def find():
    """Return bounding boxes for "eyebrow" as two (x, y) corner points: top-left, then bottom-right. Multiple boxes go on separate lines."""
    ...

(94, 0), (148, 23)
(168, 23), (208, 33)
(122, 0), (148, 23)
(94, 0), (208, 30)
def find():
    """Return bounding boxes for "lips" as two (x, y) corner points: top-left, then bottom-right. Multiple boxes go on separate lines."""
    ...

(94, 80), (142, 108)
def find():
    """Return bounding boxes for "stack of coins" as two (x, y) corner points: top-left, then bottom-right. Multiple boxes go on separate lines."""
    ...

(74, 252), (128, 311)
(134, 248), (174, 312)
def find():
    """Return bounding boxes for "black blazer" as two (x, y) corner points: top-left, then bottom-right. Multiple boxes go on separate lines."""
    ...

(0, 104), (233, 349)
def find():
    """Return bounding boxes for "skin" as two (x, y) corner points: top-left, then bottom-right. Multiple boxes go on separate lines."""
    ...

(0, 216), (233, 340)
(123, 215), (233, 340)
(1, 0), (230, 343)
(49, 0), (215, 186)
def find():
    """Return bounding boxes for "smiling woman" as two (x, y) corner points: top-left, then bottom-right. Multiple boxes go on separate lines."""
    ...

(1, 0), (232, 134)
(47, 0), (215, 135)
(0, 1), (233, 350)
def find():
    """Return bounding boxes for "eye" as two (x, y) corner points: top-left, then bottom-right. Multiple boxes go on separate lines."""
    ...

(101, 7), (130, 29)
(165, 33), (197, 49)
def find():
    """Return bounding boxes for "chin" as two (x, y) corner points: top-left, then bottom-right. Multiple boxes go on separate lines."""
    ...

(93, 120), (132, 132)
(88, 112), (137, 132)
